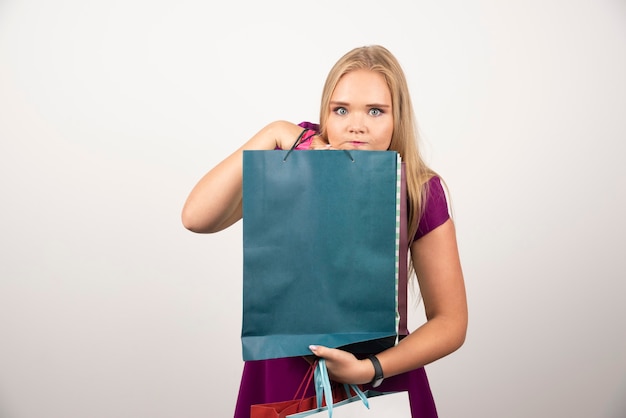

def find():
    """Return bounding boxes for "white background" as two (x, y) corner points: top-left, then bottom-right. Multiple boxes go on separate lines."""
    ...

(1, 1), (625, 417)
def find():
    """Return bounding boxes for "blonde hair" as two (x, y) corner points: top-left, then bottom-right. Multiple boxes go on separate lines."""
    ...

(318, 45), (439, 255)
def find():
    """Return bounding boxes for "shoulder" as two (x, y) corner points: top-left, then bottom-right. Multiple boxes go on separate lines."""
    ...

(274, 121), (319, 150)
(414, 176), (450, 241)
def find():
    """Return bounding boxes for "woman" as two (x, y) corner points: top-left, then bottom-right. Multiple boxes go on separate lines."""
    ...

(182, 45), (467, 417)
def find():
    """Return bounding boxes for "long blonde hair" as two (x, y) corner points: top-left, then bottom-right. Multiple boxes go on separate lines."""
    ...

(318, 45), (438, 255)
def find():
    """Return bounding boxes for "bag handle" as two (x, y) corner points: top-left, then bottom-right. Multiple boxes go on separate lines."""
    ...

(292, 359), (317, 403)
(283, 129), (355, 162)
(314, 359), (369, 417)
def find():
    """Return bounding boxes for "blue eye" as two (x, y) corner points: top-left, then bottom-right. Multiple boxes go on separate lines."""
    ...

(334, 107), (348, 116)
(369, 108), (382, 116)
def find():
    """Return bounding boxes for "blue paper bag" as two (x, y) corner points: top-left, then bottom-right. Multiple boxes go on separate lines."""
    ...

(242, 150), (401, 361)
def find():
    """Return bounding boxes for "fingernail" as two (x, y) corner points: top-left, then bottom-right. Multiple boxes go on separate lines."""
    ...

(309, 345), (318, 352)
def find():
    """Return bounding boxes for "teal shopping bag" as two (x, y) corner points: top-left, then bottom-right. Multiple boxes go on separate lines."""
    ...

(242, 150), (401, 361)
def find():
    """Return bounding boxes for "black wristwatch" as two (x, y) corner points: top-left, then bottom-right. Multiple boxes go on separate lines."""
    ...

(368, 355), (384, 388)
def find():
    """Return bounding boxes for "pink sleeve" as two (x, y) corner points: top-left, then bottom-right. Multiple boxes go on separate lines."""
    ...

(294, 122), (319, 150)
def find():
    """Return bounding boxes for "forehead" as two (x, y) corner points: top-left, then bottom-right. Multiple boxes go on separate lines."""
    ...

(331, 70), (391, 102)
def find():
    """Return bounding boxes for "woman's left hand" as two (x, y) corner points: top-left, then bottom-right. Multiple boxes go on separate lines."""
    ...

(308, 345), (373, 385)
(309, 136), (335, 150)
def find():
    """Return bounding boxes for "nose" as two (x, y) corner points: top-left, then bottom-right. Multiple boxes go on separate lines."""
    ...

(348, 113), (366, 134)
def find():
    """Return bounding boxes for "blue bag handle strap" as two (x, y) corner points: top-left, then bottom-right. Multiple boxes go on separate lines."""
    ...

(314, 359), (333, 412)
(314, 359), (369, 417)
(342, 383), (369, 408)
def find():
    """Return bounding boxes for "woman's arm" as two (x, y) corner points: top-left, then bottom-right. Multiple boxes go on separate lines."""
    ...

(309, 218), (467, 384)
(375, 218), (467, 376)
(181, 121), (306, 233)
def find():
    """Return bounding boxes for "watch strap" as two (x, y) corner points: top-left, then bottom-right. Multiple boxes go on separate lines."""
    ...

(368, 355), (384, 388)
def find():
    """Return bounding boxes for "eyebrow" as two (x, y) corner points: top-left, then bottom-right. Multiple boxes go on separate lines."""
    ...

(330, 100), (391, 109)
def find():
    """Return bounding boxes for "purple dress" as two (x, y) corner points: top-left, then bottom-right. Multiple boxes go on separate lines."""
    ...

(234, 125), (450, 418)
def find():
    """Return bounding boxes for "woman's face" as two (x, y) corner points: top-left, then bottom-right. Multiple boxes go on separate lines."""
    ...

(325, 69), (394, 151)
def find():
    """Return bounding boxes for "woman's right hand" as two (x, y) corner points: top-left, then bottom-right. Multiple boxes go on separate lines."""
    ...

(181, 121), (305, 233)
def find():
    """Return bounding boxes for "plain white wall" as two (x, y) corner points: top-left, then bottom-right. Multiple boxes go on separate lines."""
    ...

(1, 0), (625, 417)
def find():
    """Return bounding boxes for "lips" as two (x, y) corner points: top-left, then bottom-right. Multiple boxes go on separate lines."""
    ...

(335, 140), (368, 149)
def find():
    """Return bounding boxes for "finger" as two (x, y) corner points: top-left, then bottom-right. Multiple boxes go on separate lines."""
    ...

(308, 344), (327, 357)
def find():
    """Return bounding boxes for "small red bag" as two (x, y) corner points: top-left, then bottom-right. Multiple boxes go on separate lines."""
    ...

(250, 360), (352, 418)
(250, 361), (317, 418)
